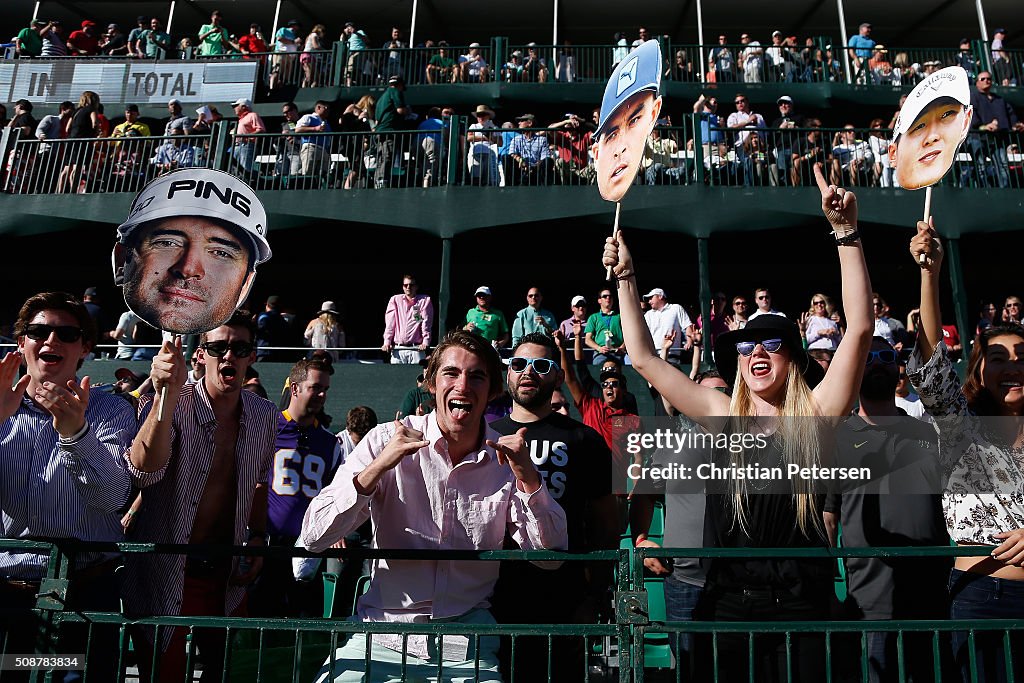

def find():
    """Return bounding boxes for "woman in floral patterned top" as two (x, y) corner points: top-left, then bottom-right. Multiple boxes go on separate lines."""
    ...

(909, 220), (1024, 683)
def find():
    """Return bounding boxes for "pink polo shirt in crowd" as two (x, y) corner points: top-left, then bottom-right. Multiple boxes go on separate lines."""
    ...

(383, 293), (433, 346)
(301, 412), (568, 658)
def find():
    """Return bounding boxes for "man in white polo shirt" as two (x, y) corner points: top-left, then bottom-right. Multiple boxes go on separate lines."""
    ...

(643, 287), (693, 362)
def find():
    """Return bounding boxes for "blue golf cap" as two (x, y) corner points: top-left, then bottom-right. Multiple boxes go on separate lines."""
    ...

(596, 40), (662, 139)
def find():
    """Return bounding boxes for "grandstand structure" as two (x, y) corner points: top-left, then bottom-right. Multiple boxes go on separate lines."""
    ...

(1, 0), (1022, 349)
(1, 3), (1024, 682)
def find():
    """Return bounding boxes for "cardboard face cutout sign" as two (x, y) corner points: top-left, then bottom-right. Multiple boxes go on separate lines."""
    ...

(112, 169), (272, 336)
(889, 66), (974, 190)
(594, 40), (663, 202)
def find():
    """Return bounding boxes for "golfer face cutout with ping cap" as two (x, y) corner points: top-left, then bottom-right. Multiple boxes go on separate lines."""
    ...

(593, 39), (663, 202)
(112, 169), (272, 335)
(888, 66), (974, 190)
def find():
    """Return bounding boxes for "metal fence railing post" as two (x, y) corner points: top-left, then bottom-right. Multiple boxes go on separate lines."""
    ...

(692, 113), (705, 186)
(0, 128), (18, 191)
(211, 120), (231, 172)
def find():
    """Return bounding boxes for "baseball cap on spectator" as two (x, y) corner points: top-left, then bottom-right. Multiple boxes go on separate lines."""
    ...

(777, 95), (793, 104)
(137, 16), (147, 23)
(516, 113), (535, 122)
(772, 30), (782, 38)
(388, 75), (404, 85)
(125, 104), (139, 113)
(643, 287), (665, 299)
(892, 65), (971, 139)
(231, 97), (253, 108)
(994, 28), (1006, 35)
(344, 21), (355, 28)
(511, 50), (522, 57)
(469, 42), (480, 48)
(168, 98), (181, 107)
(599, 367), (624, 382)
(475, 286), (492, 296)
(571, 295), (587, 307)
(595, 39), (661, 139)
(859, 22), (872, 29)
(108, 23), (120, 31)
(82, 20), (97, 28)
(527, 42), (537, 47)
(116, 168), (271, 265)
(115, 367), (146, 383)
(84, 287), (99, 297)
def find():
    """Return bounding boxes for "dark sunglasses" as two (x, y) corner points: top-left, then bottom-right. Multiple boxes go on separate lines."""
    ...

(812, 300), (826, 306)
(978, 76), (992, 81)
(865, 349), (898, 365)
(24, 323), (84, 343)
(736, 338), (784, 356)
(598, 293), (612, 299)
(550, 401), (569, 411)
(509, 357), (558, 375)
(601, 380), (622, 389)
(201, 340), (255, 357)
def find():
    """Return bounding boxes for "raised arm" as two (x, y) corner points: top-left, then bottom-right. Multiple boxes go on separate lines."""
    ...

(908, 219), (944, 364)
(810, 163), (873, 420)
(603, 232), (729, 430)
(555, 329), (584, 406)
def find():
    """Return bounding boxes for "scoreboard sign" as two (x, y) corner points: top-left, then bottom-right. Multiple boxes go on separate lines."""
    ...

(1, 59), (257, 105)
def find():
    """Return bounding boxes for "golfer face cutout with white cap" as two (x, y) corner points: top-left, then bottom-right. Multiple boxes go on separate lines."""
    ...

(593, 39), (663, 202)
(112, 169), (272, 335)
(888, 66), (974, 190)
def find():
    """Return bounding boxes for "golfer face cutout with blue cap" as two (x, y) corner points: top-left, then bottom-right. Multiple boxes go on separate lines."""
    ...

(593, 39), (663, 202)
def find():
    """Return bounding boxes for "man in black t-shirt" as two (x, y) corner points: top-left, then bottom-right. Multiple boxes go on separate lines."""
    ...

(491, 332), (619, 682)
(824, 336), (952, 681)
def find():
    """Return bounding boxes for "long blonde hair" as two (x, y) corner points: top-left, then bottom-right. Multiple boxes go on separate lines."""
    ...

(317, 311), (338, 335)
(727, 360), (823, 539)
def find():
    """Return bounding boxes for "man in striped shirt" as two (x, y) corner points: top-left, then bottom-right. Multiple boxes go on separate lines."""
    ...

(0, 291), (137, 682)
(122, 311), (278, 682)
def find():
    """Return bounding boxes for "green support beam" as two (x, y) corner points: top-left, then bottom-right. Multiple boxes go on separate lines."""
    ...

(439, 237), (453, 335)
(945, 238), (972, 356)
(697, 237), (712, 367)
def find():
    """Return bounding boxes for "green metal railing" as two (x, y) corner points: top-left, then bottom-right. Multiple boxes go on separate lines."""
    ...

(3, 538), (1024, 682)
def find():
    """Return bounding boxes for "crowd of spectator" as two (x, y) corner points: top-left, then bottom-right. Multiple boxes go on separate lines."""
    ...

(9, 14), (1022, 90)
(6, 62), (1022, 195)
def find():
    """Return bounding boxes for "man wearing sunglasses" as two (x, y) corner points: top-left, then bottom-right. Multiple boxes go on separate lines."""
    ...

(302, 330), (566, 681)
(491, 332), (618, 681)
(122, 310), (279, 681)
(823, 337), (947, 681)
(511, 287), (556, 348)
(0, 291), (138, 681)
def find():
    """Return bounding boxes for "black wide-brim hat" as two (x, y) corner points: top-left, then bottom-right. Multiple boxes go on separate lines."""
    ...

(713, 314), (825, 390)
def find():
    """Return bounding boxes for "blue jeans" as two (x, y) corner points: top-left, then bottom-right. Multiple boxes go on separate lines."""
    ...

(231, 142), (256, 173)
(663, 576), (702, 673)
(949, 568), (1024, 683)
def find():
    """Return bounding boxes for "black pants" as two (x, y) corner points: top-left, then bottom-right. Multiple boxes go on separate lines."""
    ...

(695, 585), (829, 682)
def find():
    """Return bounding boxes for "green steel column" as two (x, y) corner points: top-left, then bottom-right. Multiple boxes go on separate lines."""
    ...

(698, 237), (712, 367)
(446, 117), (463, 186)
(692, 112), (705, 185)
(331, 40), (345, 87)
(946, 238), (972, 358)
(210, 120), (231, 171)
(439, 237), (452, 336)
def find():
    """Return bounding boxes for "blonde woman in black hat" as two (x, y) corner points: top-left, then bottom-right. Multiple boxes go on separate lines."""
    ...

(604, 163), (873, 680)
(304, 301), (345, 362)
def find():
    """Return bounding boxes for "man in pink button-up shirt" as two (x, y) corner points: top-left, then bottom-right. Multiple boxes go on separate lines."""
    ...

(382, 274), (434, 364)
(303, 330), (567, 681)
